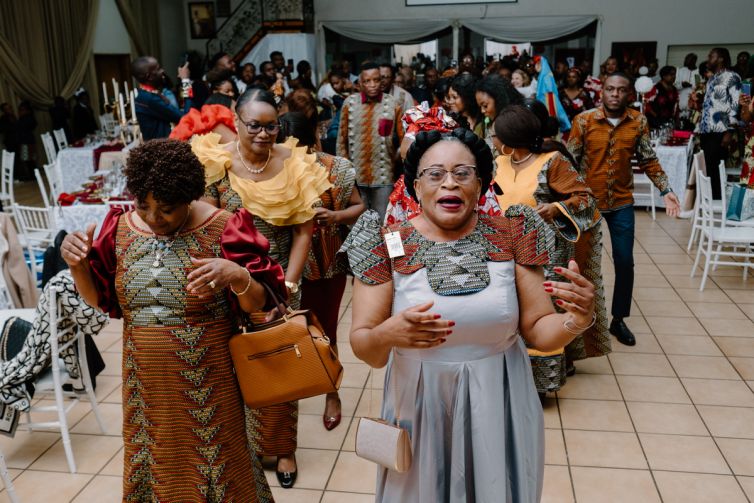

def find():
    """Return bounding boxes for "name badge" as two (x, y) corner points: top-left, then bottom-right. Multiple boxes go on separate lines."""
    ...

(384, 231), (405, 258)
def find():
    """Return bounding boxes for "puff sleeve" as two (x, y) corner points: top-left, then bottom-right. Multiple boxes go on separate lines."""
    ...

(339, 210), (393, 285)
(504, 204), (555, 266)
(87, 207), (123, 318)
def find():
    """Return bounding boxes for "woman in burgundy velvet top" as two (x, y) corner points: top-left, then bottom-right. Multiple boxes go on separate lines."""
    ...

(60, 139), (285, 502)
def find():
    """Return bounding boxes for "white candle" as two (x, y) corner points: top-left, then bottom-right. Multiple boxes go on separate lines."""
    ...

(124, 81), (129, 100)
(119, 93), (126, 124)
(112, 79), (119, 101)
(102, 82), (108, 105)
(130, 90), (137, 120)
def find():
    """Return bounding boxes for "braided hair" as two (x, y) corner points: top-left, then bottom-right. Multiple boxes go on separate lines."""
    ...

(403, 128), (493, 201)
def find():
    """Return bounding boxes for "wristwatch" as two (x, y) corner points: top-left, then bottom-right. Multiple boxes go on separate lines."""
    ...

(285, 281), (299, 294)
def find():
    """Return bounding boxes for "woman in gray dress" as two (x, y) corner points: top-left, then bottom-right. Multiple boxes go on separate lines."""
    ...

(342, 128), (595, 502)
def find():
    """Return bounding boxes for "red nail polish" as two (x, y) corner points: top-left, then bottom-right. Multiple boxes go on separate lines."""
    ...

(448, 321), (456, 327)
(544, 287), (553, 293)
(434, 314), (441, 319)
(543, 282), (552, 287)
(447, 330), (453, 335)
(556, 300), (564, 305)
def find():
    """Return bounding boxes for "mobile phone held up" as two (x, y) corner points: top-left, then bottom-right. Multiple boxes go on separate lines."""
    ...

(743, 82), (752, 97)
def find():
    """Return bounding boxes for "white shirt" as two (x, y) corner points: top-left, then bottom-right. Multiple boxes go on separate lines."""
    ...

(675, 66), (699, 111)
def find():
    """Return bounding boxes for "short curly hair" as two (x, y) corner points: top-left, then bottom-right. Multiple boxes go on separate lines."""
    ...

(403, 128), (493, 201)
(125, 139), (206, 205)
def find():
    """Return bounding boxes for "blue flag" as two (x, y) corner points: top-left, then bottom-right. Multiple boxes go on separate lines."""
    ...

(536, 57), (571, 132)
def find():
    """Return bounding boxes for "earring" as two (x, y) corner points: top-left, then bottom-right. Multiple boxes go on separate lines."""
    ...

(501, 145), (514, 156)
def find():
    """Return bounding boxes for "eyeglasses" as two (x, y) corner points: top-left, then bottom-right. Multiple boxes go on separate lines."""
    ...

(238, 120), (281, 135)
(418, 165), (477, 185)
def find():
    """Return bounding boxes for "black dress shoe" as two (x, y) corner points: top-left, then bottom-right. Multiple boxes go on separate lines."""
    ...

(276, 457), (297, 489)
(609, 319), (636, 346)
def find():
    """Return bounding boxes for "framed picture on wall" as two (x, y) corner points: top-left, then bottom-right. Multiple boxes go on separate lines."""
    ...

(188, 2), (216, 39)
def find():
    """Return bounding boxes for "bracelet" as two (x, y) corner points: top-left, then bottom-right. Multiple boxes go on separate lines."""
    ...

(231, 268), (253, 296)
(563, 313), (596, 335)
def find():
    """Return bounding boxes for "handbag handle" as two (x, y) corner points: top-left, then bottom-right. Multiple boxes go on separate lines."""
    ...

(261, 281), (289, 317)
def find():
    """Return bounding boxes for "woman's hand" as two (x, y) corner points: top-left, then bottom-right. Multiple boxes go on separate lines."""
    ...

(186, 257), (247, 297)
(377, 301), (453, 349)
(314, 207), (338, 226)
(535, 203), (560, 222)
(61, 223), (96, 268)
(543, 260), (595, 327)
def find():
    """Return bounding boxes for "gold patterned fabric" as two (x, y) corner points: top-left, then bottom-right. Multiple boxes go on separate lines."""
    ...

(109, 210), (263, 502)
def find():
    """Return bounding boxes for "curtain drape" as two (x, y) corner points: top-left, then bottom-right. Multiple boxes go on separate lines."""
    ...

(461, 15), (597, 43)
(115, 0), (161, 59)
(321, 19), (451, 44)
(0, 0), (100, 108)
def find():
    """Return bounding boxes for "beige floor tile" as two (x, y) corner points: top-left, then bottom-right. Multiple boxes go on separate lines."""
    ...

(639, 433), (730, 474)
(733, 290), (754, 304)
(713, 337), (754, 358)
(321, 491), (375, 503)
(609, 353), (675, 377)
(626, 401), (707, 435)
(71, 474), (122, 503)
(656, 335), (722, 356)
(271, 487), (324, 502)
(335, 343), (360, 364)
(570, 466), (660, 503)
(354, 389), (386, 418)
(296, 413), (349, 450)
(94, 330), (121, 353)
(645, 316), (707, 335)
(636, 300), (693, 317)
(682, 378), (754, 407)
(564, 430), (646, 469)
(93, 375), (122, 402)
(736, 476), (754, 500)
(0, 431), (60, 469)
(686, 302), (748, 320)
(299, 387), (361, 417)
(697, 405), (754, 439)
(632, 287), (681, 301)
(573, 356), (612, 375)
(339, 363), (370, 389)
(0, 469), (20, 491)
(327, 451), (377, 493)
(730, 357), (754, 380)
(610, 332), (663, 354)
(668, 355), (740, 379)
(544, 429), (567, 465)
(102, 384), (123, 404)
(99, 352), (122, 376)
(71, 402), (122, 436)
(717, 438), (754, 477)
(654, 471), (747, 503)
(636, 275), (672, 289)
(341, 419), (357, 452)
(712, 276), (754, 290)
(666, 274), (717, 290)
(366, 367), (386, 389)
(542, 397), (561, 429)
(541, 465), (574, 503)
(623, 316), (653, 334)
(0, 470), (92, 503)
(99, 448), (123, 476)
(556, 374), (622, 400)
(700, 318), (754, 337)
(739, 303), (754, 321)
(558, 399), (633, 432)
(29, 433), (122, 474)
(616, 375), (690, 403)
(265, 448), (338, 491)
(676, 288), (730, 303)
(28, 398), (92, 431)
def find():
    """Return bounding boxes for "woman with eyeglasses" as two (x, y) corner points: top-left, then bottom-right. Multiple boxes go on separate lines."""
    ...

(493, 102), (607, 398)
(343, 128), (595, 501)
(192, 88), (332, 491)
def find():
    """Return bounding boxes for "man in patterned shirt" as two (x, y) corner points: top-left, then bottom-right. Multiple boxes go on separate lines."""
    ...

(700, 48), (741, 199)
(568, 73), (681, 346)
(337, 62), (404, 219)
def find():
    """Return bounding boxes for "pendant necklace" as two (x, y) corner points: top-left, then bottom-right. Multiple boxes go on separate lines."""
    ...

(150, 206), (192, 268)
(511, 152), (534, 165)
(236, 141), (271, 174)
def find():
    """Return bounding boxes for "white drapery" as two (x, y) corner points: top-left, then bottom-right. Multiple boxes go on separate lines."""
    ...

(394, 40), (439, 65)
(240, 33), (318, 77)
(461, 15), (597, 43)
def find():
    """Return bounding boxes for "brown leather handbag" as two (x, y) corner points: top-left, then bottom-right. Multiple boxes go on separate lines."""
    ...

(228, 283), (343, 408)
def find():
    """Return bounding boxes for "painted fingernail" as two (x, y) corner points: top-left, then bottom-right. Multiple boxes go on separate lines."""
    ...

(556, 299), (564, 306)
(544, 287), (554, 293)
(434, 314), (441, 319)
(448, 321), (456, 327)
(447, 330), (453, 335)
(543, 282), (552, 286)
(440, 339), (447, 344)
(554, 267), (562, 272)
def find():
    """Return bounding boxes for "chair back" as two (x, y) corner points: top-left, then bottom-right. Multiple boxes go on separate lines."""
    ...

(718, 160), (729, 228)
(40, 132), (57, 164)
(12, 204), (53, 248)
(698, 170), (716, 234)
(0, 150), (14, 205)
(694, 151), (706, 176)
(52, 129), (68, 150)
(43, 162), (64, 202)
(34, 169), (52, 209)
(99, 113), (116, 137)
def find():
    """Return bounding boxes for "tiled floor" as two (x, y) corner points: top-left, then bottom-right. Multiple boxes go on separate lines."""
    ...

(2, 209), (754, 502)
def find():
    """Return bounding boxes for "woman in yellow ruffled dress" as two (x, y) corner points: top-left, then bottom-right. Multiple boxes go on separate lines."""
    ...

(192, 88), (332, 491)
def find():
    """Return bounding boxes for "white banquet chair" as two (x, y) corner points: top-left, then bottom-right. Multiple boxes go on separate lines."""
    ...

(11, 204), (54, 286)
(632, 166), (656, 221)
(1, 150), (15, 212)
(0, 445), (19, 502)
(34, 169), (53, 210)
(691, 171), (754, 291)
(52, 129), (68, 150)
(42, 162), (64, 203)
(99, 113), (116, 137)
(40, 133), (57, 164)
(687, 152), (724, 251)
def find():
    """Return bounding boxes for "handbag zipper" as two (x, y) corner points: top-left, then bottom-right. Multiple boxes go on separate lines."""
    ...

(247, 344), (301, 360)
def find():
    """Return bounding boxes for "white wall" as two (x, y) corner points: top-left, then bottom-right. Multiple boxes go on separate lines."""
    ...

(93, 0), (130, 54)
(313, 0), (754, 66)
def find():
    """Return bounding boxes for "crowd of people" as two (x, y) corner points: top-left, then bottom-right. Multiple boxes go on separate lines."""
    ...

(51, 42), (754, 501)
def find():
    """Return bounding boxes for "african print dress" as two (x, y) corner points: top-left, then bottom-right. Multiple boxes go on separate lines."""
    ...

(192, 133), (331, 471)
(342, 206), (554, 502)
(88, 207), (285, 502)
(495, 151), (609, 394)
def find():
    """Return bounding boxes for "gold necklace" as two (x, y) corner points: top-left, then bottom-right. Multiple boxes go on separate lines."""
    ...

(236, 140), (272, 174)
(511, 152), (534, 165)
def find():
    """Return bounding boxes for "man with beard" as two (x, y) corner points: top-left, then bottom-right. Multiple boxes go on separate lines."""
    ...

(132, 56), (193, 140)
(567, 73), (680, 347)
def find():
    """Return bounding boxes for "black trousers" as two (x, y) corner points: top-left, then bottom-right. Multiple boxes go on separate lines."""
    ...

(602, 205), (635, 319)
(700, 132), (728, 200)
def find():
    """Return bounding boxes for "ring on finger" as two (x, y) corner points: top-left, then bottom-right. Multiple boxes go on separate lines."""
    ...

(208, 280), (217, 289)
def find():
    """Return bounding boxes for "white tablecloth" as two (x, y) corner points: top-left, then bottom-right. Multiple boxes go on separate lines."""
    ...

(55, 143), (103, 194)
(53, 205), (111, 236)
(634, 143), (693, 208)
